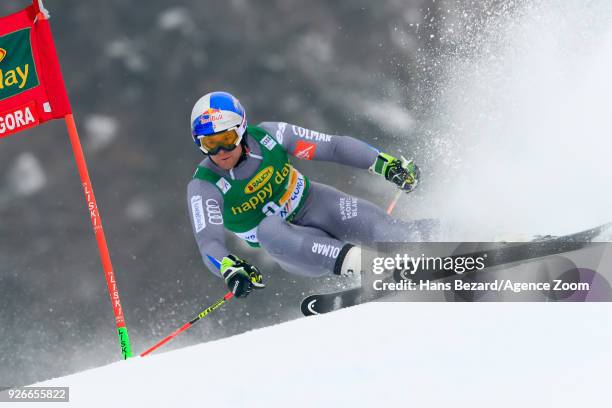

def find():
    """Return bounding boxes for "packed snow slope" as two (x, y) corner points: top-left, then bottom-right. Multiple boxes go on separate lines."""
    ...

(34, 302), (611, 408)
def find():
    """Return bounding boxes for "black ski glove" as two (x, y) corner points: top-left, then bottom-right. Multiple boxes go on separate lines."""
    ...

(220, 254), (265, 298)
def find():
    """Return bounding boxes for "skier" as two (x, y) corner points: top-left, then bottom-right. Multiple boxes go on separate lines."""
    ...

(187, 91), (433, 298)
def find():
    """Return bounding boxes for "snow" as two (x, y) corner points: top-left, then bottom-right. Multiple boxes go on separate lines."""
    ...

(361, 100), (416, 134)
(420, 1), (612, 239)
(7, 153), (46, 196)
(33, 302), (612, 407)
(299, 33), (333, 64)
(124, 197), (154, 222)
(157, 7), (194, 33)
(105, 40), (147, 73)
(84, 114), (119, 153)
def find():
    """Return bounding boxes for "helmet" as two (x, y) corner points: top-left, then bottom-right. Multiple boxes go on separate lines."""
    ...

(190, 91), (247, 155)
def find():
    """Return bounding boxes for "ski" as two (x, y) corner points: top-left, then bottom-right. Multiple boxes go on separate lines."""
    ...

(301, 223), (611, 316)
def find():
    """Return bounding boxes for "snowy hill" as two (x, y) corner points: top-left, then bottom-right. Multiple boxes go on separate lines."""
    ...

(34, 302), (612, 408)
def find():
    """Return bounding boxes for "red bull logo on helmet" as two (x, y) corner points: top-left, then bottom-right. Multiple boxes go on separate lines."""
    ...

(199, 108), (223, 124)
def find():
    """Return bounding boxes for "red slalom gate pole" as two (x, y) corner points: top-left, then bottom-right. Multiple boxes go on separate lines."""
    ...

(64, 114), (133, 359)
(141, 292), (234, 357)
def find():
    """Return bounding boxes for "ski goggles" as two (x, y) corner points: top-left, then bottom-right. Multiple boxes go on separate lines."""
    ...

(197, 127), (242, 155)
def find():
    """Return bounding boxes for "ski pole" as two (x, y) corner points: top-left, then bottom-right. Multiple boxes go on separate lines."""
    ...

(386, 190), (403, 215)
(143, 183), (401, 357)
(386, 155), (416, 215)
(140, 291), (234, 357)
